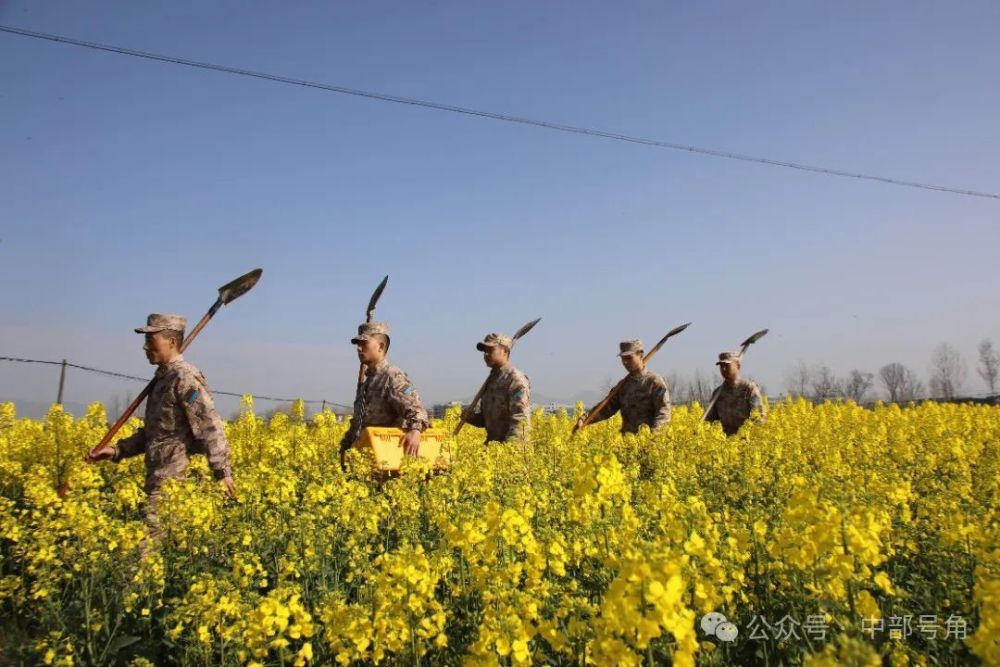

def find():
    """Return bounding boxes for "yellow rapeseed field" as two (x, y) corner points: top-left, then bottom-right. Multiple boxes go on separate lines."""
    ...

(0, 398), (996, 666)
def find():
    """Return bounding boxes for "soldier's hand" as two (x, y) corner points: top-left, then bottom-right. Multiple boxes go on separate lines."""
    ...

(219, 477), (236, 499)
(575, 417), (586, 431)
(85, 444), (116, 463)
(401, 430), (421, 457)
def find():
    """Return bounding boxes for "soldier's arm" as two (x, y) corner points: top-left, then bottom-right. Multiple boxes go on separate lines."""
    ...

(465, 410), (486, 428)
(178, 375), (233, 481)
(464, 390), (486, 428)
(750, 384), (766, 423)
(388, 371), (429, 432)
(587, 389), (621, 425)
(338, 415), (358, 469)
(505, 375), (531, 441)
(340, 383), (365, 453)
(338, 427), (354, 453)
(112, 428), (148, 461)
(652, 377), (671, 428)
(704, 387), (722, 423)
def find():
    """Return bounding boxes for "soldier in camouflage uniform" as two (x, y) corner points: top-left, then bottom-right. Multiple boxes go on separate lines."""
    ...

(463, 333), (531, 443)
(339, 322), (429, 464)
(87, 314), (235, 508)
(704, 351), (766, 435)
(577, 340), (672, 434)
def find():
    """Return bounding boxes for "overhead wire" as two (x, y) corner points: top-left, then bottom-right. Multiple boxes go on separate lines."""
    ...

(0, 356), (351, 408)
(2, 24), (997, 201)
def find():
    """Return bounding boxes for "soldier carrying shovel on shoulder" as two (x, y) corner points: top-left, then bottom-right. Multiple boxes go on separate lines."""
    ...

(703, 330), (769, 435)
(575, 339), (672, 434)
(86, 314), (235, 533)
(83, 269), (262, 537)
(573, 323), (691, 436)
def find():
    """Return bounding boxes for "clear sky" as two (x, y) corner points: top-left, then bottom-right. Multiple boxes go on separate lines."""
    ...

(2, 1), (999, 416)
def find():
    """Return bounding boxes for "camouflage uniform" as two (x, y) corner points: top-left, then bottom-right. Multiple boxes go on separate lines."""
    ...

(705, 351), (766, 435)
(588, 340), (671, 434)
(113, 315), (232, 497)
(340, 322), (429, 453)
(466, 333), (531, 443)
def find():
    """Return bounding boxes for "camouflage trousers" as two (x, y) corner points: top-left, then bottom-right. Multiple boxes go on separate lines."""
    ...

(139, 490), (168, 557)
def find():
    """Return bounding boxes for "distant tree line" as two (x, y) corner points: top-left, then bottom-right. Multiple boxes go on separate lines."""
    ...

(655, 337), (998, 407)
(778, 338), (999, 404)
(101, 338), (1000, 417)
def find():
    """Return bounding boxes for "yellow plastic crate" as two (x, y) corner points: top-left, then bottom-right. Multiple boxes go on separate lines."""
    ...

(352, 427), (450, 472)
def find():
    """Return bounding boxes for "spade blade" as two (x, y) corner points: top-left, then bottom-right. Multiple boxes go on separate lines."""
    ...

(218, 268), (263, 305)
(512, 317), (542, 343)
(740, 328), (769, 350)
(366, 275), (389, 321)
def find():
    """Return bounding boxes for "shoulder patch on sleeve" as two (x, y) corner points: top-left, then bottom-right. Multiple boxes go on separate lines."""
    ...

(402, 385), (413, 395)
(512, 389), (524, 400)
(184, 388), (200, 404)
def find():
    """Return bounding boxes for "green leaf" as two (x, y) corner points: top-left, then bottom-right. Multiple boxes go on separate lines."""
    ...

(107, 634), (142, 655)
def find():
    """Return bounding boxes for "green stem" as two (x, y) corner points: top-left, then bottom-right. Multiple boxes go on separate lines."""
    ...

(840, 515), (856, 618)
(83, 570), (96, 664)
(97, 613), (124, 664)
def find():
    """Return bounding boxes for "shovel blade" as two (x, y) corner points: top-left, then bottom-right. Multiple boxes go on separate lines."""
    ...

(512, 317), (542, 342)
(741, 328), (769, 348)
(366, 275), (389, 320)
(218, 268), (263, 305)
(648, 322), (692, 354)
(665, 321), (692, 339)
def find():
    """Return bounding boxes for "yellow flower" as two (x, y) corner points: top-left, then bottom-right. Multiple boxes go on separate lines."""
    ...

(0, 400), (994, 666)
(856, 590), (881, 621)
(874, 571), (895, 596)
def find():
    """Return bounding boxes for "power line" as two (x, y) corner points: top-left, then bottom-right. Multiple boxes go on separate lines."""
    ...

(0, 356), (351, 409)
(2, 24), (998, 201)
(0, 356), (149, 382)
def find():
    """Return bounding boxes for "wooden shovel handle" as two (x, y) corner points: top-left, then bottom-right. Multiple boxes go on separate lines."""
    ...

(454, 377), (491, 435)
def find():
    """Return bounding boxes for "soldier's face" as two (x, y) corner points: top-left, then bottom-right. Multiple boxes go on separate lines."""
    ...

(356, 338), (385, 365)
(143, 332), (175, 365)
(620, 352), (643, 373)
(482, 345), (509, 368)
(719, 361), (740, 382)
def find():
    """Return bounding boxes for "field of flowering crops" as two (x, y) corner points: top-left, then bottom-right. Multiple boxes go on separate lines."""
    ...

(0, 398), (996, 666)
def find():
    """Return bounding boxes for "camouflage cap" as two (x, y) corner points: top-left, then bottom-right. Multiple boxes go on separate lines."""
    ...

(617, 340), (643, 357)
(135, 313), (187, 334)
(351, 321), (390, 344)
(477, 333), (513, 351)
(716, 351), (743, 365)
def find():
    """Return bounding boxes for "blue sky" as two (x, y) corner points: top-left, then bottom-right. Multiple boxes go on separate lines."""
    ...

(2, 1), (999, 415)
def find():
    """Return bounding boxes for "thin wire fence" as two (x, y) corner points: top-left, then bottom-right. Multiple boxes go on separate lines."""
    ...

(2, 356), (996, 421)
(0, 356), (353, 411)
